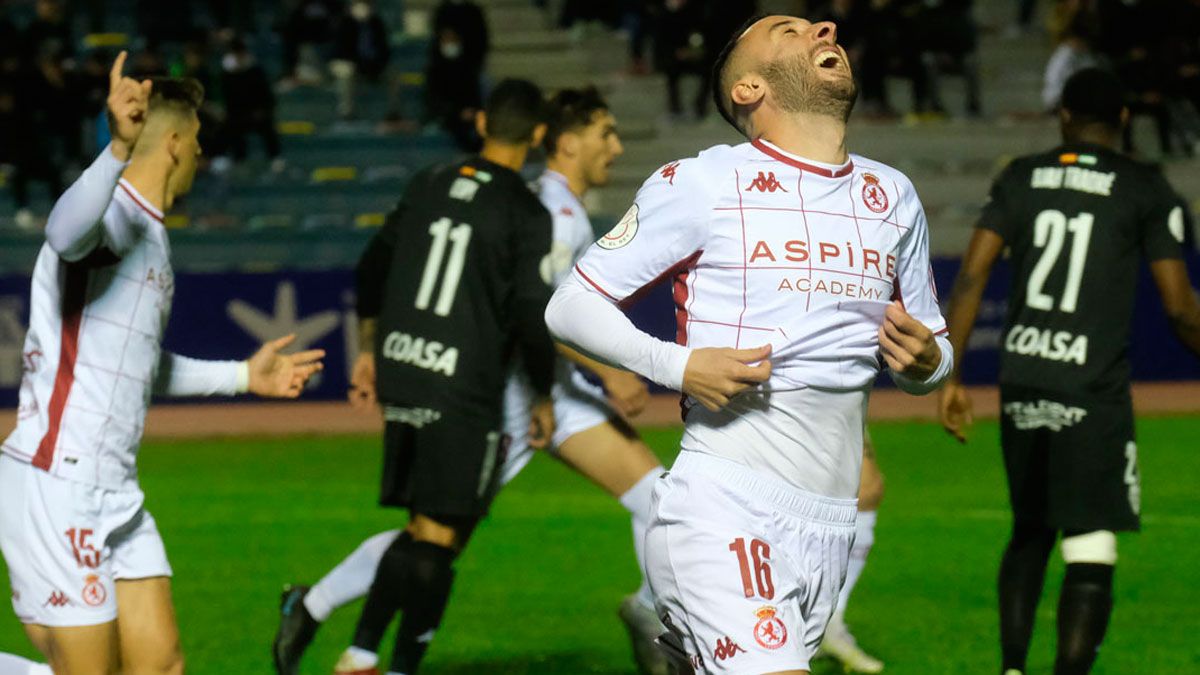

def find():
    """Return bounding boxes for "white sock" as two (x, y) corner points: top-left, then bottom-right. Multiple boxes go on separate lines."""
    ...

(0, 654), (51, 675)
(305, 529), (403, 622)
(619, 467), (662, 608)
(339, 646), (379, 669)
(835, 510), (877, 624)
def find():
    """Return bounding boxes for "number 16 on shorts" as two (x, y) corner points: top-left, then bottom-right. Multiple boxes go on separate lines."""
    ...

(729, 537), (789, 651)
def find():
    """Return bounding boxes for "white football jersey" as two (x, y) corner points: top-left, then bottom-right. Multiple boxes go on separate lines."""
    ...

(575, 139), (947, 393)
(571, 140), (948, 496)
(2, 178), (174, 491)
(503, 170), (602, 442)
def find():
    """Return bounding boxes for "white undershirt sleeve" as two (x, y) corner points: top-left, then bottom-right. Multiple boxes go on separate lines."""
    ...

(546, 276), (692, 391)
(889, 333), (953, 395)
(45, 144), (132, 262)
(153, 352), (250, 397)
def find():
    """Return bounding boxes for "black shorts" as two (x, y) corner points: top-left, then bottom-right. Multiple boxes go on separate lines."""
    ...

(1000, 386), (1140, 532)
(379, 407), (509, 518)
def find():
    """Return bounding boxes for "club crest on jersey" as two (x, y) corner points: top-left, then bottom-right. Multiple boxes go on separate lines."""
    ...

(82, 575), (106, 607)
(598, 204), (639, 250)
(745, 171), (787, 193)
(861, 173), (889, 213)
(753, 606), (787, 649)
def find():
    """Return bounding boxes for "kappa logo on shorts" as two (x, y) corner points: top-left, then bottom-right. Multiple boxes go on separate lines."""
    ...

(753, 606), (788, 650)
(861, 173), (889, 213)
(745, 171), (788, 193)
(598, 204), (639, 250)
(44, 591), (70, 608)
(713, 636), (747, 661)
(660, 161), (681, 185)
(82, 575), (107, 607)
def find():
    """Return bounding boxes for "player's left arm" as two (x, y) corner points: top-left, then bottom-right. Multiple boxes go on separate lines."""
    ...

(153, 335), (324, 399)
(1142, 181), (1200, 358)
(882, 182), (953, 395)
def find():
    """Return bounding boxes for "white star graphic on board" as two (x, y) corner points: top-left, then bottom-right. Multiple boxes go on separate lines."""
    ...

(226, 281), (340, 352)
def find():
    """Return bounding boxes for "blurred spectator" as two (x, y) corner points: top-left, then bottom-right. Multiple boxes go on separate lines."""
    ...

(137, 0), (199, 50)
(919, 0), (981, 117)
(560, 1), (618, 36)
(620, 0), (653, 75)
(0, 78), (64, 230)
(1042, 13), (1098, 112)
(652, 0), (705, 120)
(280, 0), (344, 85)
(698, 0), (758, 117)
(22, 0), (75, 67)
(425, 0), (489, 150)
(222, 38), (285, 170)
(329, 0), (391, 119)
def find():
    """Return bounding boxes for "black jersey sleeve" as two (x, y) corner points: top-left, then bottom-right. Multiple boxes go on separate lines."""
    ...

(355, 207), (401, 319)
(1138, 169), (1190, 262)
(510, 200), (556, 398)
(977, 161), (1018, 240)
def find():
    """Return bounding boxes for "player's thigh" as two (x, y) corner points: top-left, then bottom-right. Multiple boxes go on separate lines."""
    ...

(34, 622), (120, 675)
(556, 420), (660, 497)
(1050, 398), (1140, 532)
(115, 577), (183, 675)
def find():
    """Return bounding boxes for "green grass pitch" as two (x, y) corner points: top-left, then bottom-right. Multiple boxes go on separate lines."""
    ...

(3, 417), (1199, 674)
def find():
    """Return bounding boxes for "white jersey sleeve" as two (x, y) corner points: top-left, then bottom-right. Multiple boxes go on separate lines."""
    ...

(572, 158), (713, 304)
(44, 145), (141, 261)
(152, 353), (249, 397)
(888, 178), (953, 393)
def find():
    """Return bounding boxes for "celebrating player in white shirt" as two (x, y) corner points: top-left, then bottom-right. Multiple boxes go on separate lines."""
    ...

(0, 53), (324, 675)
(546, 17), (952, 674)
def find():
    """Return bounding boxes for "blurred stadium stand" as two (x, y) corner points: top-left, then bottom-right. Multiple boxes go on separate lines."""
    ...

(0, 0), (1197, 276)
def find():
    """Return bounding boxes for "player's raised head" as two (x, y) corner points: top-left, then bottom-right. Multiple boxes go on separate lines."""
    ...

(1059, 67), (1128, 143)
(136, 77), (205, 199)
(544, 87), (623, 188)
(712, 15), (856, 136)
(478, 78), (547, 148)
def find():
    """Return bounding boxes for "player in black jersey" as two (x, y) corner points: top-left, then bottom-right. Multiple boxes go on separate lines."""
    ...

(940, 69), (1200, 675)
(330, 79), (555, 675)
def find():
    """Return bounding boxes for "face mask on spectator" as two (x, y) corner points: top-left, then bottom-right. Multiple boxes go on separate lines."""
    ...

(440, 40), (463, 59)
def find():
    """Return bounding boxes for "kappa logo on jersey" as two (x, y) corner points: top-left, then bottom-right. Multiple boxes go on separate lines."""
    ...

(861, 173), (889, 213)
(660, 161), (681, 185)
(44, 591), (70, 608)
(1003, 399), (1088, 432)
(82, 575), (107, 607)
(745, 171), (788, 193)
(598, 204), (639, 250)
(753, 606), (788, 650)
(713, 636), (747, 661)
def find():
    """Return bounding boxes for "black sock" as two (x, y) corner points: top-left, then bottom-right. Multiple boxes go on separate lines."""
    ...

(389, 542), (456, 674)
(998, 522), (1057, 673)
(1054, 563), (1114, 675)
(351, 531), (414, 652)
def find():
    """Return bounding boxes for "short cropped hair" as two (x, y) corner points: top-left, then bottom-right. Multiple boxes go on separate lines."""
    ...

(543, 87), (609, 155)
(711, 14), (765, 133)
(484, 79), (546, 144)
(1060, 68), (1125, 129)
(147, 77), (205, 116)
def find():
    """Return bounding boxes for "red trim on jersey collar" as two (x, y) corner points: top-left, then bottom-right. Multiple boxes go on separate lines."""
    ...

(751, 139), (854, 178)
(117, 181), (165, 223)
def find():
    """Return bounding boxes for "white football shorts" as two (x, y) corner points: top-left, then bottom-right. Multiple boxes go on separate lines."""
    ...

(646, 451), (857, 673)
(499, 365), (614, 485)
(0, 454), (172, 627)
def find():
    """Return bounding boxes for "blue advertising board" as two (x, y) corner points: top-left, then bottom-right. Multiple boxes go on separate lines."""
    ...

(1, 254), (1198, 408)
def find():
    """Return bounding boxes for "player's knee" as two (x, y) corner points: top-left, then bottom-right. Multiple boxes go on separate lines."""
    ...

(1061, 530), (1117, 566)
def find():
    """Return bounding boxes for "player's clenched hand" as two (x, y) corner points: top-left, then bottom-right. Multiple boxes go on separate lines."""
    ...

(107, 51), (153, 161)
(247, 334), (325, 398)
(939, 380), (973, 443)
(604, 371), (650, 418)
(528, 397), (556, 450)
(879, 301), (941, 381)
(682, 344), (772, 412)
(347, 352), (377, 410)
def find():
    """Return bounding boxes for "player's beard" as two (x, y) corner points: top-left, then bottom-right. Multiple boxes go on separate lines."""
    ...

(761, 52), (858, 122)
